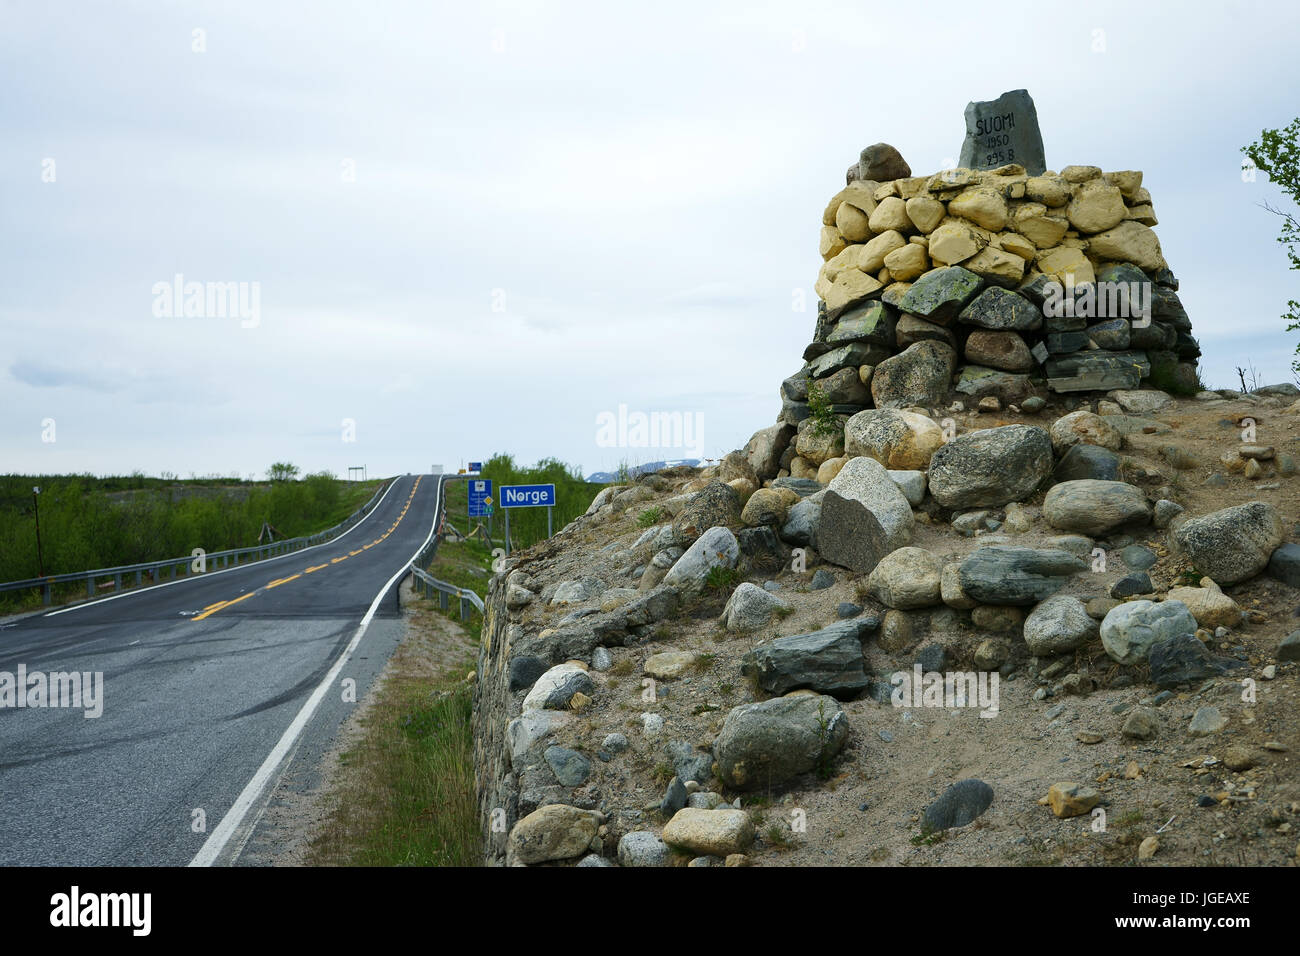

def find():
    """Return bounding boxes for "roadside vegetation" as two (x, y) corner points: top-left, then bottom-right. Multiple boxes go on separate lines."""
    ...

(304, 612), (479, 867)
(443, 454), (601, 553)
(0, 469), (382, 610)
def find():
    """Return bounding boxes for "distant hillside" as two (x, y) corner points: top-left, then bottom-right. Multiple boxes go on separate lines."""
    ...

(586, 459), (701, 483)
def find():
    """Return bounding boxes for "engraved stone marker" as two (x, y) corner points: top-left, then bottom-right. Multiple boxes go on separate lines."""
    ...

(957, 89), (1046, 175)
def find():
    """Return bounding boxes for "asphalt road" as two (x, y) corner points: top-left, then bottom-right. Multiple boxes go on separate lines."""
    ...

(0, 472), (446, 866)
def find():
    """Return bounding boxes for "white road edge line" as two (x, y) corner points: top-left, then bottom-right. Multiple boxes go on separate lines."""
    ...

(188, 473), (443, 867)
(41, 477), (403, 618)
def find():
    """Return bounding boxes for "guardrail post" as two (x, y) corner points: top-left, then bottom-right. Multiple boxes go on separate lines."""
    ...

(87, 577), (94, 597)
(42, 582), (51, 606)
(439, 590), (449, 611)
(135, 569), (142, 586)
(114, 572), (121, 591)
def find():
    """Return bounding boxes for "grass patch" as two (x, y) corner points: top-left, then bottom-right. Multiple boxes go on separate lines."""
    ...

(765, 823), (796, 849)
(636, 506), (664, 528)
(693, 652), (717, 672)
(307, 664), (479, 866)
(704, 566), (741, 591)
(1115, 810), (1145, 829)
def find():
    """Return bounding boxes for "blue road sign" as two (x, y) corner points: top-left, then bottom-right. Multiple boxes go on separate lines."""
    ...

(468, 479), (493, 517)
(468, 461), (483, 473)
(500, 483), (556, 509)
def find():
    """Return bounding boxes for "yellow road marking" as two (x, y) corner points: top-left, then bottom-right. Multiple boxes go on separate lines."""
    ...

(331, 556), (348, 564)
(266, 574), (302, 589)
(305, 563), (328, 573)
(193, 592), (255, 621)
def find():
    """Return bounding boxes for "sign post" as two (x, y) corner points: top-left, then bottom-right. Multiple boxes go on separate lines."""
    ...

(499, 483), (557, 556)
(469, 480), (493, 517)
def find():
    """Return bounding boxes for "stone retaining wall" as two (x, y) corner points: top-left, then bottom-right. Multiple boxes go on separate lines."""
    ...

(473, 575), (515, 866)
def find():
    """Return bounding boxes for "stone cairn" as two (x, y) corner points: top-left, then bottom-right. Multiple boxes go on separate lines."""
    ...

(783, 92), (1201, 452)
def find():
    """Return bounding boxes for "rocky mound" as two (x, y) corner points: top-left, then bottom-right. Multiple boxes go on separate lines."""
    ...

(794, 152), (1198, 444)
(473, 390), (1300, 867)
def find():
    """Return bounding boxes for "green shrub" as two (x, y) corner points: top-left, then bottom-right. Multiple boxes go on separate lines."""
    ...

(806, 382), (839, 438)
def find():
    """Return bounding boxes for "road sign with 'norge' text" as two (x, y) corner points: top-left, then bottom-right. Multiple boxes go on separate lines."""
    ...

(499, 483), (555, 508)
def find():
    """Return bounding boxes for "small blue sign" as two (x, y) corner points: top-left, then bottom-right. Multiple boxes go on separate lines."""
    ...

(500, 483), (556, 509)
(468, 461), (483, 473)
(468, 479), (493, 517)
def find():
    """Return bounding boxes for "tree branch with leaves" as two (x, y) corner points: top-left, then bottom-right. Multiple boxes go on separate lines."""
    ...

(1242, 118), (1300, 373)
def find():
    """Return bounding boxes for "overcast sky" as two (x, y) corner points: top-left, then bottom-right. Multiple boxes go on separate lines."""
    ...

(3, 0), (1298, 482)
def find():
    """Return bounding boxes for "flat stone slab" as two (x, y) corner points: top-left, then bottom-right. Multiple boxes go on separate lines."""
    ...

(740, 618), (879, 699)
(957, 89), (1046, 175)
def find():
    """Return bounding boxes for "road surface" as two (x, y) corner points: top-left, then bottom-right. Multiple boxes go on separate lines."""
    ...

(0, 473), (446, 866)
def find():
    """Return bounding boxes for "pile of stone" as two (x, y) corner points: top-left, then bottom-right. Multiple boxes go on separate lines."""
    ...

(789, 90), (1200, 430)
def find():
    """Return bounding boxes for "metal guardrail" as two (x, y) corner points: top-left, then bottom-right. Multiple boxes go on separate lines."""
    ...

(410, 566), (484, 619)
(406, 473), (485, 620)
(0, 478), (393, 607)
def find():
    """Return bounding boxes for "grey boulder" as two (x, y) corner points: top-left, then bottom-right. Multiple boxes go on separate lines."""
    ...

(1100, 599), (1197, 664)
(1043, 480), (1151, 535)
(713, 694), (850, 790)
(928, 424), (1053, 508)
(1023, 594), (1098, 655)
(1172, 502), (1285, 585)
(740, 618), (877, 698)
(958, 546), (1087, 605)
